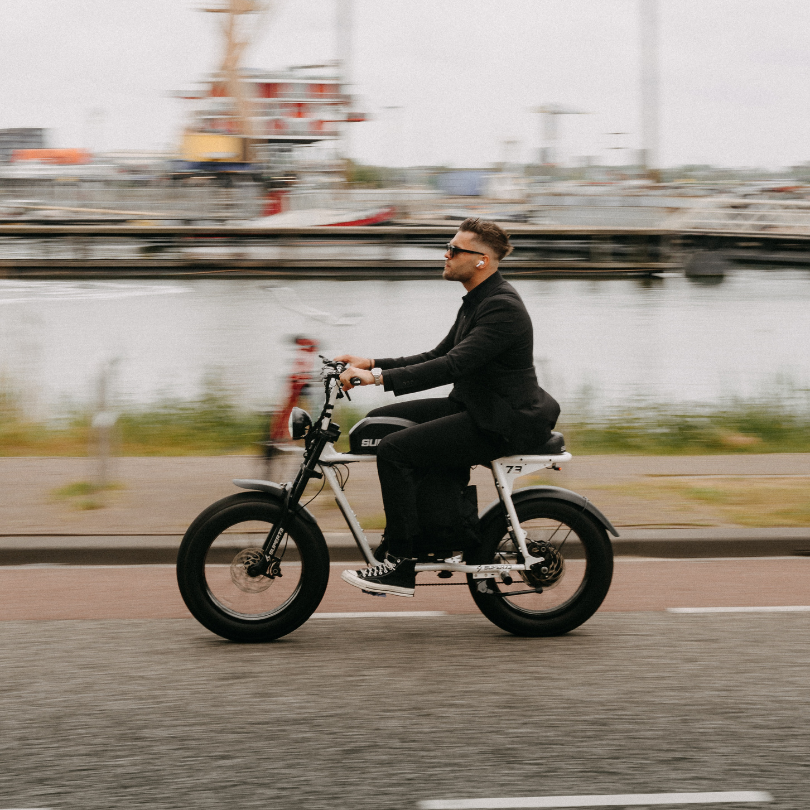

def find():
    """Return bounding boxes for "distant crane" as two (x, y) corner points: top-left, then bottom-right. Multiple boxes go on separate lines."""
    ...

(532, 104), (588, 172)
(202, 1), (273, 160)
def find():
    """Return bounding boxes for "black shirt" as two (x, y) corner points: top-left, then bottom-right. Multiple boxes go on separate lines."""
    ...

(375, 271), (560, 449)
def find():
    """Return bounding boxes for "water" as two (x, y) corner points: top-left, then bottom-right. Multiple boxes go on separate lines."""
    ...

(0, 269), (808, 419)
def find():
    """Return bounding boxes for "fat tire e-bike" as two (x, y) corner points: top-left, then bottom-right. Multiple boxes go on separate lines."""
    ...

(176, 359), (618, 642)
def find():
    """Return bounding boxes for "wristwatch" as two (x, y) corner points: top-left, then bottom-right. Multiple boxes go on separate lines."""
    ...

(371, 367), (383, 386)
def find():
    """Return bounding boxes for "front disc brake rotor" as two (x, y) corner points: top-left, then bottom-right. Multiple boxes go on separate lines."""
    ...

(230, 548), (275, 593)
(521, 541), (565, 589)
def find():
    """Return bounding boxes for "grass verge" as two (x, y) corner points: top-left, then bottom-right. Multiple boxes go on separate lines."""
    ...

(559, 400), (810, 455)
(2, 390), (810, 457)
(605, 476), (810, 528)
(50, 480), (125, 511)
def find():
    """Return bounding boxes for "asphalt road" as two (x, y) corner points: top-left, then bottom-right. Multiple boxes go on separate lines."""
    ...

(1, 583), (807, 809)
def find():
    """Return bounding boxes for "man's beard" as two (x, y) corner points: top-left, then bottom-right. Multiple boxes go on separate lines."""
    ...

(443, 264), (472, 283)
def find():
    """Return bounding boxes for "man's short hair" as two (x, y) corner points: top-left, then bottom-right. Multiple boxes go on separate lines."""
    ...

(458, 217), (513, 260)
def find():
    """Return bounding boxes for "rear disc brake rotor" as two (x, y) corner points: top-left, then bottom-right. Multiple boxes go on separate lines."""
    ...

(521, 541), (565, 589)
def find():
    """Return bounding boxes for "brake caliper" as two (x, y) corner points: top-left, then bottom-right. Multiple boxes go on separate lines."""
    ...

(230, 549), (281, 594)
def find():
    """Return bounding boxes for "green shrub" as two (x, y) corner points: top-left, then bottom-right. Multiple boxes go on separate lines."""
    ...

(2, 378), (809, 457)
(560, 398), (810, 455)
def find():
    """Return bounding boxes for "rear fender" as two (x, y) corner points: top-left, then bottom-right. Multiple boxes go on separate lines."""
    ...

(232, 479), (319, 525)
(480, 485), (619, 537)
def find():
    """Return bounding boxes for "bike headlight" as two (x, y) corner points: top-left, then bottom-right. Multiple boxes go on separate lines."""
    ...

(288, 407), (313, 440)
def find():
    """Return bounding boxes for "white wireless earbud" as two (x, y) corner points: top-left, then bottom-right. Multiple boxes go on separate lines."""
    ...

(476, 261), (484, 267)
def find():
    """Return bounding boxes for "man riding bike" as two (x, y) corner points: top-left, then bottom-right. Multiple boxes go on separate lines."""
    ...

(336, 217), (560, 598)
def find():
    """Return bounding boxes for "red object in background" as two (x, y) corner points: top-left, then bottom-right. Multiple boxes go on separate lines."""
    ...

(269, 337), (319, 443)
(259, 82), (281, 98)
(329, 206), (397, 226)
(262, 191), (289, 217)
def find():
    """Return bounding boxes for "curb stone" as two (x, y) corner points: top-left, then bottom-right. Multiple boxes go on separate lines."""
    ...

(0, 528), (808, 566)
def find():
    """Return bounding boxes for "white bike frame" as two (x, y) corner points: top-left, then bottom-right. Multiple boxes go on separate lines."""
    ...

(308, 378), (573, 578)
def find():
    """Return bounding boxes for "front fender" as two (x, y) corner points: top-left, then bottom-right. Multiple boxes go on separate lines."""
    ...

(480, 485), (619, 537)
(233, 479), (319, 525)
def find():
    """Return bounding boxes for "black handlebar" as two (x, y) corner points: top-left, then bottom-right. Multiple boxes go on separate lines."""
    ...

(319, 356), (361, 387)
(319, 355), (346, 374)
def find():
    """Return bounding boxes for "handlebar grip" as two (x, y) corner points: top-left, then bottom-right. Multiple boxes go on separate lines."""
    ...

(349, 377), (362, 387)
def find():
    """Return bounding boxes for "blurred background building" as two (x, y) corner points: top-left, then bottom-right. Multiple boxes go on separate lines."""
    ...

(0, 127), (47, 163)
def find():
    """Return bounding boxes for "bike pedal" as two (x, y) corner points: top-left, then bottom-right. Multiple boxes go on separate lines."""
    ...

(361, 589), (387, 597)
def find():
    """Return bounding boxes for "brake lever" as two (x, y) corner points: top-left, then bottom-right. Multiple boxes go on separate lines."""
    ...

(319, 355), (347, 373)
(342, 376), (361, 402)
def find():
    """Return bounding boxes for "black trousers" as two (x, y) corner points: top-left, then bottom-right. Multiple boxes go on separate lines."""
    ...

(369, 397), (510, 558)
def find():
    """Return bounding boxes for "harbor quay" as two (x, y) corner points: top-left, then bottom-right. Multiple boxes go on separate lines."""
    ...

(0, 224), (675, 278)
(3, 223), (810, 279)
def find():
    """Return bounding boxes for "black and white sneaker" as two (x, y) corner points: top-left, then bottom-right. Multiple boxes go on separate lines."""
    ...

(341, 555), (416, 597)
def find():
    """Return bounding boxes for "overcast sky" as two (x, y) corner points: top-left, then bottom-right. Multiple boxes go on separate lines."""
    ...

(1, 0), (809, 169)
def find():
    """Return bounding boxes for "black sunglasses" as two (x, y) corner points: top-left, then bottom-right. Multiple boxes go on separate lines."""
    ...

(445, 242), (486, 258)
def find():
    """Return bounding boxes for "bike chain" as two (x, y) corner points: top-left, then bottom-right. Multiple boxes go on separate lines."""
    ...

(416, 581), (468, 586)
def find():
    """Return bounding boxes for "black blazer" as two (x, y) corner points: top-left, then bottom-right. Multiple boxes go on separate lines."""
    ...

(375, 272), (560, 450)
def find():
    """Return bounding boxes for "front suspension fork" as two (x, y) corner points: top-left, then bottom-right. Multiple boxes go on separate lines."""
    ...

(258, 433), (328, 566)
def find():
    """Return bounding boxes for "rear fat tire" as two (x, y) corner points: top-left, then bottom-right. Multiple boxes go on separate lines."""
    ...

(467, 498), (613, 637)
(176, 493), (330, 642)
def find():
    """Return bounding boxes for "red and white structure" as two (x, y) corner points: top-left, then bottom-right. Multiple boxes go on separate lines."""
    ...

(182, 64), (364, 147)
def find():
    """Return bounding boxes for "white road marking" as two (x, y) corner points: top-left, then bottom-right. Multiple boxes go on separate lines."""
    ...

(669, 605), (810, 613)
(417, 790), (772, 809)
(311, 611), (447, 619)
(0, 564), (178, 571)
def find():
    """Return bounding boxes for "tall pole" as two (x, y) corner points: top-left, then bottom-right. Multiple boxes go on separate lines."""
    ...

(639, 0), (660, 181)
(542, 110), (560, 169)
(336, 0), (353, 161)
(532, 105), (588, 177)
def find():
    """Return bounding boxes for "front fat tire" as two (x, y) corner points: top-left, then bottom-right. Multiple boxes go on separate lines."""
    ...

(467, 498), (613, 637)
(176, 493), (330, 642)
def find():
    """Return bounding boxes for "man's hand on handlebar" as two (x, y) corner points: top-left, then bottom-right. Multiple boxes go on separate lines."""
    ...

(333, 354), (373, 371)
(339, 366), (374, 391)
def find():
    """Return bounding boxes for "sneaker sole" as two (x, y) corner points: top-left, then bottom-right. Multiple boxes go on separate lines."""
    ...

(340, 569), (415, 598)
